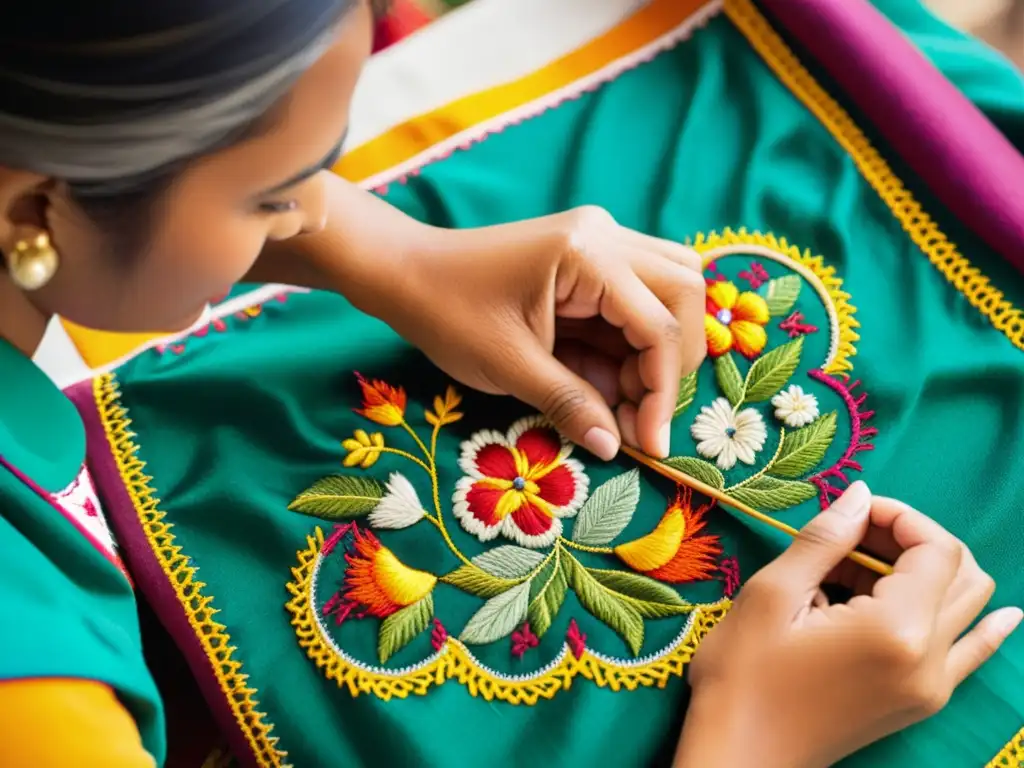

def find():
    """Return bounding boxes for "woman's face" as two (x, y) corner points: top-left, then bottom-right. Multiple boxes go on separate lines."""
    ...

(0, 2), (372, 334)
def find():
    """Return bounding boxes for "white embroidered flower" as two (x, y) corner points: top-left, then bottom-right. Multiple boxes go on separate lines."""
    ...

(368, 473), (425, 530)
(690, 398), (767, 471)
(771, 385), (820, 428)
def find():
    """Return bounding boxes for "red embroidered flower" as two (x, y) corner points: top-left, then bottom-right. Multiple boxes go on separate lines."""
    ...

(614, 488), (722, 583)
(354, 373), (407, 427)
(453, 416), (589, 549)
(322, 523), (436, 625)
(704, 281), (770, 358)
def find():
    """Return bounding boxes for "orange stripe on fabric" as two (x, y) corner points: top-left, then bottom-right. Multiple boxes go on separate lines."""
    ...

(335, 0), (709, 183)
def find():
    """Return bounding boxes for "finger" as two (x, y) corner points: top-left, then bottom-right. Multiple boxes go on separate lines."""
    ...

(619, 353), (645, 404)
(598, 269), (684, 458)
(937, 550), (995, 642)
(870, 497), (963, 621)
(616, 401), (639, 449)
(623, 231), (703, 272)
(488, 333), (621, 461)
(946, 607), (1023, 686)
(554, 341), (621, 406)
(756, 482), (872, 606)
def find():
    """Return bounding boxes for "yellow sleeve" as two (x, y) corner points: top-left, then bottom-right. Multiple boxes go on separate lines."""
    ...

(0, 679), (156, 768)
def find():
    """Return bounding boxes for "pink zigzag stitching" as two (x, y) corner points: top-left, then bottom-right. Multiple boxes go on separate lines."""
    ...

(367, 10), (718, 195)
(155, 292), (291, 356)
(808, 369), (878, 509)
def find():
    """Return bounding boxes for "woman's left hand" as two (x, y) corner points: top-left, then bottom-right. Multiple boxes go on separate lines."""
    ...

(364, 206), (706, 461)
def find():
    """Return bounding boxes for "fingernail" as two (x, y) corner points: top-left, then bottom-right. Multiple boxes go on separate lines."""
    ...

(584, 427), (619, 462)
(657, 423), (671, 459)
(996, 607), (1024, 638)
(832, 481), (871, 517)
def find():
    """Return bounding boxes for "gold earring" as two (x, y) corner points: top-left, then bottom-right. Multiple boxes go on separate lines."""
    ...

(6, 232), (59, 291)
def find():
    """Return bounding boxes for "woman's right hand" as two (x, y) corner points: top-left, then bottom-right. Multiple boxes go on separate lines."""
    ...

(675, 482), (1023, 768)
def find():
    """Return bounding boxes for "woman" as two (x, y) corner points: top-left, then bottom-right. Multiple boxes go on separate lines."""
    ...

(0, 0), (1019, 765)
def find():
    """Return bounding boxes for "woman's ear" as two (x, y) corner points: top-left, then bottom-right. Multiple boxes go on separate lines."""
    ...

(0, 168), (51, 252)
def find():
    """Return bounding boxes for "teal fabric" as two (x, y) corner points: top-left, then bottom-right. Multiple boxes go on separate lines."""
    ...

(87, 3), (1024, 766)
(0, 341), (164, 763)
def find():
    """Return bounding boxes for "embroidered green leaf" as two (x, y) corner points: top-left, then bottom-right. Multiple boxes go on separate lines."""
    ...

(674, 370), (699, 416)
(730, 476), (817, 511)
(471, 546), (546, 579)
(743, 337), (804, 403)
(714, 353), (745, 406)
(564, 556), (644, 656)
(441, 564), (521, 598)
(287, 475), (383, 519)
(571, 469), (641, 546)
(459, 580), (531, 645)
(587, 568), (692, 619)
(378, 594), (433, 663)
(527, 555), (569, 637)
(662, 456), (726, 490)
(760, 275), (802, 316)
(771, 412), (838, 478)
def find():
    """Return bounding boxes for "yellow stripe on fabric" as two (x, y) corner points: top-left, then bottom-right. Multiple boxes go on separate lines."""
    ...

(94, 374), (288, 767)
(724, 0), (1024, 355)
(334, 0), (713, 183)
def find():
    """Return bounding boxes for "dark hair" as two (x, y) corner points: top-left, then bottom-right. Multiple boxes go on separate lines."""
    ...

(0, 0), (373, 239)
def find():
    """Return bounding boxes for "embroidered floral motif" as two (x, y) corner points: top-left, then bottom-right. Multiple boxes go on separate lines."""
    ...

(691, 398), (767, 470)
(452, 416), (589, 549)
(354, 373), (407, 426)
(342, 429), (385, 469)
(771, 385), (820, 428)
(566, 619), (587, 659)
(719, 556), (741, 598)
(614, 488), (721, 582)
(368, 473), (427, 530)
(779, 310), (819, 338)
(511, 623), (540, 659)
(738, 261), (769, 289)
(704, 281), (771, 358)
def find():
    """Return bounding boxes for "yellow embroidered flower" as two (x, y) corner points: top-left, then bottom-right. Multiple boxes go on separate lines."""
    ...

(426, 386), (464, 427)
(354, 373), (407, 426)
(704, 281), (770, 358)
(342, 429), (385, 469)
(323, 524), (436, 624)
(614, 488), (721, 583)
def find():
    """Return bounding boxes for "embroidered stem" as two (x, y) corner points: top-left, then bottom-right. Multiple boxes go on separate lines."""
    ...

(725, 427), (786, 492)
(559, 537), (614, 555)
(401, 420), (432, 463)
(378, 447), (431, 473)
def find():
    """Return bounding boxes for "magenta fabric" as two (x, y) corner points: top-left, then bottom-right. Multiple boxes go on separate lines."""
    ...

(762, 0), (1024, 274)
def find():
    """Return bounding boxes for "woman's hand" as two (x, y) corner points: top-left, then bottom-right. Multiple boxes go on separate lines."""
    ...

(675, 482), (1023, 768)
(366, 206), (707, 460)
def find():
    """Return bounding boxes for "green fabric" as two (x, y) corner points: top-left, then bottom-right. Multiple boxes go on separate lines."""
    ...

(96, 4), (1024, 767)
(0, 342), (164, 763)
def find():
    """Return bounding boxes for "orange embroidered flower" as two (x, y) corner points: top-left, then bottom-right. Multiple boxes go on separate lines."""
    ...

(452, 416), (589, 549)
(354, 373), (407, 426)
(704, 281), (770, 358)
(322, 524), (436, 625)
(614, 488), (721, 583)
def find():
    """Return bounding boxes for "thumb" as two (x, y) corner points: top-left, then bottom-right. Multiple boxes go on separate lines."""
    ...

(767, 481), (873, 591)
(490, 334), (622, 461)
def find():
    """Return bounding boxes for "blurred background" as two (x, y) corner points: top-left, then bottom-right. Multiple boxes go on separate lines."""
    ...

(407, 1), (1023, 69)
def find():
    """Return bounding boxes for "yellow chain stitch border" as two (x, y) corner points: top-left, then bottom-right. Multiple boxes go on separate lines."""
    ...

(725, 0), (1024, 354)
(286, 527), (731, 703)
(722, 2), (1024, 761)
(690, 228), (860, 375)
(94, 373), (288, 768)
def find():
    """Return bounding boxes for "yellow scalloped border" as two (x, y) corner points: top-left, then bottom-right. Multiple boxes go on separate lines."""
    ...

(286, 527), (730, 703)
(724, 0), (1024, 354)
(691, 228), (860, 375)
(723, 2), (1024, 760)
(94, 374), (288, 768)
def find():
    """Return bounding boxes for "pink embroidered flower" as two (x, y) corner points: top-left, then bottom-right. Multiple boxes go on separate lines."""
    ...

(453, 416), (589, 549)
(511, 623), (540, 659)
